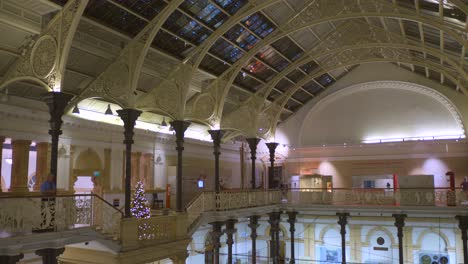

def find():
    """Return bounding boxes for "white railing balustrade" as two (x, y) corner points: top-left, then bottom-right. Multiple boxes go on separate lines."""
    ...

(185, 188), (468, 228)
(0, 194), (123, 239)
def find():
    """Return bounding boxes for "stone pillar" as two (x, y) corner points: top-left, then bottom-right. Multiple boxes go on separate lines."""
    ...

(117, 109), (142, 218)
(268, 212), (281, 264)
(287, 211), (297, 264)
(131, 152), (141, 188)
(210, 221), (224, 264)
(170, 120), (191, 212)
(0, 253), (24, 264)
(42, 92), (73, 183)
(9, 139), (31, 192)
(0, 136), (4, 192)
(249, 215), (260, 264)
(34, 142), (50, 191)
(393, 214), (406, 264)
(336, 213), (349, 264)
(246, 138), (260, 189)
(456, 215), (468, 264)
(266, 142), (279, 189)
(208, 130), (225, 193)
(225, 219), (237, 264)
(35, 248), (64, 264)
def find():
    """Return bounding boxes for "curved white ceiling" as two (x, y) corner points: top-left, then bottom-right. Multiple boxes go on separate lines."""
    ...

(299, 81), (465, 146)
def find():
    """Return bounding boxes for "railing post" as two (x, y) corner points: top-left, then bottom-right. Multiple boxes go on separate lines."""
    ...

(336, 212), (349, 264)
(393, 214), (407, 264)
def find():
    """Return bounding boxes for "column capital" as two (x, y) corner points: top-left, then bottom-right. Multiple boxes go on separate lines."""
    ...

(208, 129), (226, 147)
(337, 213), (349, 228)
(210, 221), (224, 248)
(246, 138), (261, 156)
(456, 215), (468, 231)
(393, 214), (407, 229)
(170, 120), (191, 145)
(117, 109), (142, 144)
(35, 248), (65, 264)
(0, 253), (24, 264)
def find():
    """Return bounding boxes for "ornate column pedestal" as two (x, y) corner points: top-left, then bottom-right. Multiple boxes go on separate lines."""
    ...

(117, 109), (142, 217)
(246, 138), (260, 189)
(42, 92), (73, 184)
(336, 213), (349, 264)
(170, 120), (191, 212)
(456, 215), (468, 264)
(287, 211), (298, 264)
(210, 221), (224, 264)
(249, 215), (260, 264)
(266, 142), (279, 189)
(0, 253), (24, 264)
(208, 130), (225, 193)
(9, 139), (31, 192)
(35, 248), (65, 264)
(268, 212), (281, 264)
(393, 214), (407, 264)
(225, 219), (237, 264)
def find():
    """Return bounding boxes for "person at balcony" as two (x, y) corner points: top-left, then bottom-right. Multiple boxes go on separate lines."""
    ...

(40, 173), (56, 193)
(461, 177), (468, 192)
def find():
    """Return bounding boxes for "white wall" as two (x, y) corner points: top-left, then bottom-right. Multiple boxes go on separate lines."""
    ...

(277, 63), (468, 147)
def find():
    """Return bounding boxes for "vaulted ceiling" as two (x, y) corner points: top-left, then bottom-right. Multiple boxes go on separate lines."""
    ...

(0, 0), (466, 141)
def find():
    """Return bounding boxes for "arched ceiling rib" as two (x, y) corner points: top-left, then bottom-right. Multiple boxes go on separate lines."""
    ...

(1, 0), (467, 139)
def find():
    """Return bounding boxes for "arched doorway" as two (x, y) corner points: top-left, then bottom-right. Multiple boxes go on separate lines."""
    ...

(72, 148), (103, 195)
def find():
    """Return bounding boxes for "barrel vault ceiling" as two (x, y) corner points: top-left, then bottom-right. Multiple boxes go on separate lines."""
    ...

(0, 0), (466, 141)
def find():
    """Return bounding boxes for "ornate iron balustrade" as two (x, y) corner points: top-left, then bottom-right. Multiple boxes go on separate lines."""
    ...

(0, 194), (123, 239)
(186, 188), (468, 227)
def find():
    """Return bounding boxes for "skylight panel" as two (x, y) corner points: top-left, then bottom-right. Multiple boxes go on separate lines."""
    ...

(152, 30), (193, 58)
(244, 59), (276, 82)
(163, 10), (212, 44)
(271, 37), (304, 61)
(224, 25), (259, 50)
(209, 38), (244, 63)
(315, 73), (334, 87)
(257, 47), (289, 71)
(113, 0), (167, 20)
(234, 72), (262, 92)
(181, 1), (229, 29)
(242, 12), (276, 38)
(200, 54), (229, 75)
(213, 0), (248, 15)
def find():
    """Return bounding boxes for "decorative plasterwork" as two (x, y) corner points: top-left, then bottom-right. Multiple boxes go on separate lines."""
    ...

(0, 0), (88, 91)
(298, 80), (466, 142)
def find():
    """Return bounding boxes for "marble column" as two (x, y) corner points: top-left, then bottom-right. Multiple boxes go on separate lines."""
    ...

(393, 214), (406, 264)
(35, 248), (65, 264)
(456, 215), (468, 264)
(9, 139), (31, 192)
(0, 136), (4, 192)
(268, 212), (281, 264)
(0, 253), (24, 264)
(336, 213), (349, 264)
(287, 212), (298, 264)
(208, 129), (225, 193)
(34, 142), (50, 191)
(246, 138), (260, 189)
(210, 221), (224, 264)
(225, 219), (237, 264)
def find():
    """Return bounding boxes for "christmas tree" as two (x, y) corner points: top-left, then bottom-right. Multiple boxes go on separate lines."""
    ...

(131, 181), (154, 240)
(131, 181), (151, 219)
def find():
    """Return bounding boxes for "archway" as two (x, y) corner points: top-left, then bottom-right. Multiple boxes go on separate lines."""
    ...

(72, 148), (103, 195)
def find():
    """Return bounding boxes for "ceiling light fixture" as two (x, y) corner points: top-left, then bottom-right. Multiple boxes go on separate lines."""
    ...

(105, 104), (113, 115)
(72, 104), (80, 114)
(161, 117), (167, 127)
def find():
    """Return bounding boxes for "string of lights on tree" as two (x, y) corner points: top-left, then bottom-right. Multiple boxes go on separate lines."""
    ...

(131, 181), (155, 240)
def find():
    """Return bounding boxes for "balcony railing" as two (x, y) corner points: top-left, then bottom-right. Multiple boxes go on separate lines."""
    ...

(0, 193), (123, 239)
(186, 188), (468, 227)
